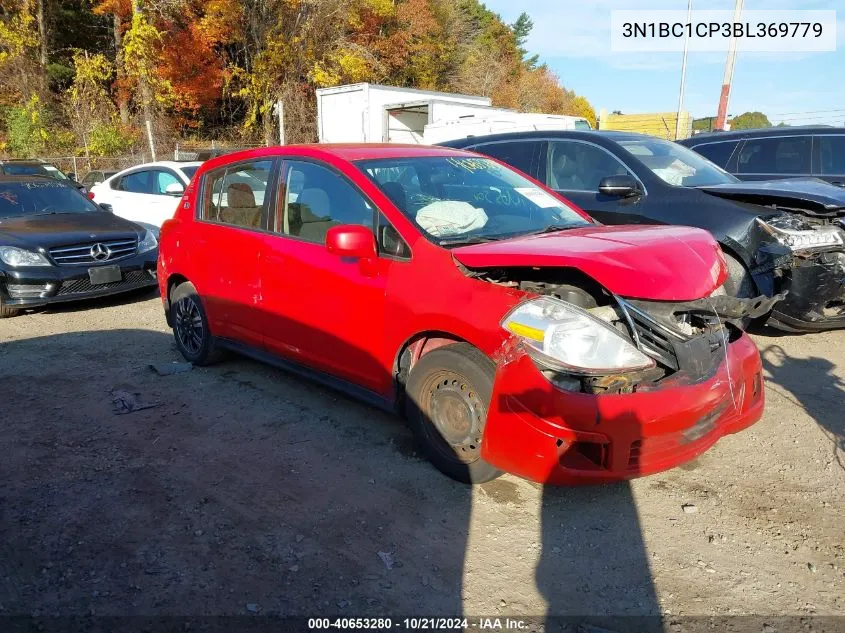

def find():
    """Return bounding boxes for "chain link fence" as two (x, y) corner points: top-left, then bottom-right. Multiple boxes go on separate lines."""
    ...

(6, 140), (270, 180)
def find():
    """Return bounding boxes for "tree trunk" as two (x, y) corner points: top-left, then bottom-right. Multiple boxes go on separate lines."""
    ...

(131, 0), (154, 128)
(113, 13), (130, 124)
(36, 0), (48, 67)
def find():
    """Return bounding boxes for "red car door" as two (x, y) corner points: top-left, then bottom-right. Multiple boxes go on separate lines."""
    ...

(190, 158), (278, 348)
(258, 158), (395, 395)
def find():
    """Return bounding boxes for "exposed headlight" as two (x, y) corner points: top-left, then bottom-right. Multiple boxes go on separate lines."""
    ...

(501, 296), (655, 375)
(0, 246), (51, 267)
(138, 230), (158, 254)
(757, 216), (844, 251)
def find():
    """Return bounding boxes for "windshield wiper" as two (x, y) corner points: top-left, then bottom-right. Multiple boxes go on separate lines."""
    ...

(437, 235), (500, 247)
(530, 223), (580, 235)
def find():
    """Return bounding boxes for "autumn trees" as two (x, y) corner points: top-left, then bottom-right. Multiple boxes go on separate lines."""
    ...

(0, 0), (597, 157)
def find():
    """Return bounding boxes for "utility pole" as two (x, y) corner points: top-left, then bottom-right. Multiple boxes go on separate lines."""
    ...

(277, 100), (286, 145)
(715, 0), (744, 131)
(675, 0), (693, 140)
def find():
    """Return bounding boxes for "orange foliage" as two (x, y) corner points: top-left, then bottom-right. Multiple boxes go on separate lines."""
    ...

(92, 0), (131, 19)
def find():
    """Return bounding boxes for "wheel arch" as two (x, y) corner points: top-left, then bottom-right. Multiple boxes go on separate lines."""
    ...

(163, 273), (191, 326)
(391, 330), (492, 410)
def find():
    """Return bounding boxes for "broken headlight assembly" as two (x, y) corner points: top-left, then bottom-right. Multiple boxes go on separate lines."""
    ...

(501, 296), (655, 375)
(756, 216), (845, 251)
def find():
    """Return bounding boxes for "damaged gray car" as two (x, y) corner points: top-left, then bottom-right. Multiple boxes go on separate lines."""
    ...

(442, 132), (845, 332)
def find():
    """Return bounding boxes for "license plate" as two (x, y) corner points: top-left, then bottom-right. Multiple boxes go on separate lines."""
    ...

(88, 265), (122, 285)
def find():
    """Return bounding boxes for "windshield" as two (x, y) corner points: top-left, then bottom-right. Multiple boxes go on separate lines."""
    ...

(574, 119), (592, 131)
(617, 137), (738, 187)
(3, 163), (70, 181)
(356, 156), (590, 245)
(0, 181), (98, 218)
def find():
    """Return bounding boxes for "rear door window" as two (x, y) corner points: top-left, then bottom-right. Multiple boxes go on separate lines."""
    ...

(817, 136), (845, 176)
(469, 141), (539, 178)
(737, 136), (811, 175)
(118, 170), (154, 193)
(690, 141), (740, 169)
(202, 160), (274, 230)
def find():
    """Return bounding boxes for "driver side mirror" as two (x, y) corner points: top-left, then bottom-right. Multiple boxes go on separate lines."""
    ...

(165, 182), (185, 196)
(326, 225), (377, 260)
(599, 175), (640, 198)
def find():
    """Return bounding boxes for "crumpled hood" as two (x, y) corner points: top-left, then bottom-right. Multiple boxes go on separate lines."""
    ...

(698, 178), (845, 217)
(452, 225), (726, 302)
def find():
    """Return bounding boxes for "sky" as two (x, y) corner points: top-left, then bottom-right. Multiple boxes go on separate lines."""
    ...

(483, 0), (845, 126)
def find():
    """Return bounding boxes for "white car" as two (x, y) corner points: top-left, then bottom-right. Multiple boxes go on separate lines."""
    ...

(90, 161), (202, 233)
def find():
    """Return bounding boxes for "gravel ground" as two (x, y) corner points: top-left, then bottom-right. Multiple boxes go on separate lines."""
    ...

(0, 289), (843, 622)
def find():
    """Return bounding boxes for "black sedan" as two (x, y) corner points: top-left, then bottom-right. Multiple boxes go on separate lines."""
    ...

(442, 130), (845, 332)
(0, 176), (158, 317)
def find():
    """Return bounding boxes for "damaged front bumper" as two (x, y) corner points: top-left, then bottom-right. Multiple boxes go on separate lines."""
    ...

(481, 333), (764, 485)
(766, 250), (845, 332)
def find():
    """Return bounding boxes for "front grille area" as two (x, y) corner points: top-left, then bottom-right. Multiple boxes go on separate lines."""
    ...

(49, 238), (138, 266)
(621, 304), (681, 371)
(57, 270), (152, 296)
(618, 298), (732, 380)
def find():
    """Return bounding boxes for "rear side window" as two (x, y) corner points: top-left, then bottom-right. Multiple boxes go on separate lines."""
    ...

(818, 136), (845, 175)
(737, 136), (811, 175)
(691, 141), (739, 169)
(470, 141), (538, 177)
(202, 160), (273, 230)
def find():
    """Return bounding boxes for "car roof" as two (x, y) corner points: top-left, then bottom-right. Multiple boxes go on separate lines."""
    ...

(0, 174), (71, 184)
(441, 129), (656, 147)
(200, 144), (479, 171)
(0, 159), (50, 166)
(681, 125), (844, 144)
(104, 161), (203, 179)
(137, 160), (203, 169)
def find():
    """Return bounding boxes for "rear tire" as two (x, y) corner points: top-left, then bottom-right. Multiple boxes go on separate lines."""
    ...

(405, 343), (503, 484)
(0, 294), (19, 318)
(170, 281), (224, 366)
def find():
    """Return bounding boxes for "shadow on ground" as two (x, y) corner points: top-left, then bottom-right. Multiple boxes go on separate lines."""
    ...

(0, 324), (660, 625)
(760, 343), (845, 472)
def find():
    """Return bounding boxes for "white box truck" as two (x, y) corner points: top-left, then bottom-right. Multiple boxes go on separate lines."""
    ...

(316, 83), (496, 144)
(316, 82), (593, 145)
(422, 112), (592, 144)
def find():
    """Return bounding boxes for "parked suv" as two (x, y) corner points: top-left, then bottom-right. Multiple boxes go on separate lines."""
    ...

(678, 126), (845, 187)
(443, 131), (845, 332)
(158, 144), (768, 485)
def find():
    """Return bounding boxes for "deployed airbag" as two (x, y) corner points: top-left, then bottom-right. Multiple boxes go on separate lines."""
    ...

(416, 200), (488, 237)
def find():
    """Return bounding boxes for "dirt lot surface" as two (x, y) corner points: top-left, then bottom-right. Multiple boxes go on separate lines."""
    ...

(0, 289), (843, 622)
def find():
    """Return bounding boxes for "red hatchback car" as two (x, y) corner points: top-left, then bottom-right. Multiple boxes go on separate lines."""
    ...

(158, 144), (766, 485)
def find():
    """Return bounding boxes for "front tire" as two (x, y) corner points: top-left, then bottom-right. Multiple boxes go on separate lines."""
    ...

(721, 252), (761, 329)
(0, 294), (19, 318)
(170, 281), (223, 366)
(722, 252), (757, 299)
(405, 343), (503, 484)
